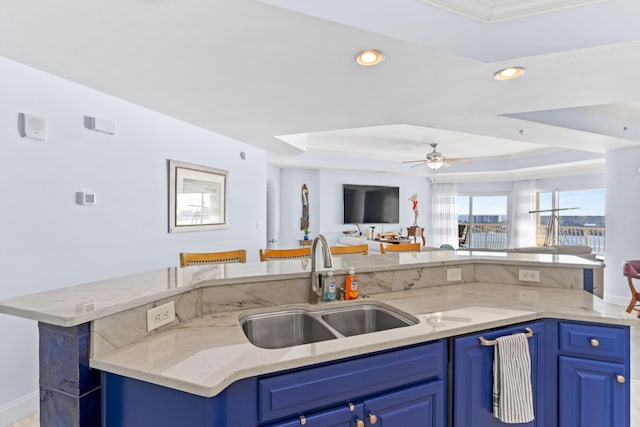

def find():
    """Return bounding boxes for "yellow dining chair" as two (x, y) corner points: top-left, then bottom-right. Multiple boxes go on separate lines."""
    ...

(379, 242), (421, 254)
(330, 244), (369, 256)
(259, 247), (311, 262)
(179, 249), (246, 267)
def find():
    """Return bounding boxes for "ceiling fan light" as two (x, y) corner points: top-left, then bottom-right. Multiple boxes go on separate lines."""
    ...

(493, 66), (526, 81)
(427, 160), (444, 170)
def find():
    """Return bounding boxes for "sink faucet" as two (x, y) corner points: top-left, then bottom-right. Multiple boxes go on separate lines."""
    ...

(310, 234), (333, 304)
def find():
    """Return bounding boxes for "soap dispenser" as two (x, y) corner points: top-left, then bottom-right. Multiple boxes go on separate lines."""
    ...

(323, 270), (336, 302)
(344, 267), (358, 300)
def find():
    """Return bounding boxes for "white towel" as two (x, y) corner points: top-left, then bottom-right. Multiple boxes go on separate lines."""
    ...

(492, 332), (535, 424)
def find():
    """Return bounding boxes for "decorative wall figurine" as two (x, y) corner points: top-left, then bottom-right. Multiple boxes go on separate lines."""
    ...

(300, 184), (309, 230)
(409, 193), (419, 227)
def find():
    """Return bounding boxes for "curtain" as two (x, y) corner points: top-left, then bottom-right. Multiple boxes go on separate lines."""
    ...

(430, 183), (458, 248)
(509, 180), (537, 248)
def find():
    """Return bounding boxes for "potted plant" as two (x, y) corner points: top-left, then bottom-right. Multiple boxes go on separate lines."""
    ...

(303, 228), (310, 240)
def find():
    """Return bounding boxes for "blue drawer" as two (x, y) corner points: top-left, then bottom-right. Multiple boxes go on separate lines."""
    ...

(258, 340), (445, 423)
(559, 322), (628, 361)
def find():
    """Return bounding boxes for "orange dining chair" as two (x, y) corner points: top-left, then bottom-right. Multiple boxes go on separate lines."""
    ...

(259, 247), (311, 262)
(330, 244), (369, 256)
(180, 249), (246, 267)
(623, 260), (640, 317)
(379, 242), (421, 254)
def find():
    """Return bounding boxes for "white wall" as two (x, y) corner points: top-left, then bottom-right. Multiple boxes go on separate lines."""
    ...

(0, 57), (266, 425)
(274, 168), (430, 248)
(604, 146), (640, 305)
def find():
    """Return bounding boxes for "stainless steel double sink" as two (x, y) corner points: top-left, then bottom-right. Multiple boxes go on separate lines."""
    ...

(240, 303), (418, 349)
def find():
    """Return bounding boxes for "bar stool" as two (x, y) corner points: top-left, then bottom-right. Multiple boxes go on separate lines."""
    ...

(623, 260), (640, 317)
(179, 250), (246, 266)
(259, 247), (311, 261)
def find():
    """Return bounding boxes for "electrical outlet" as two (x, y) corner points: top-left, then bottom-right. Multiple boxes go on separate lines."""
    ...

(447, 268), (462, 282)
(147, 301), (176, 332)
(518, 269), (540, 282)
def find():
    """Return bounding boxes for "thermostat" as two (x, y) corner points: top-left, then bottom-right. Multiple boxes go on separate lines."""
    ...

(18, 113), (47, 141)
(76, 192), (96, 206)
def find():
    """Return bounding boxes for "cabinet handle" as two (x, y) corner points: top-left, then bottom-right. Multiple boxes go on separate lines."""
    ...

(356, 419), (365, 427)
(348, 402), (355, 412)
(368, 413), (378, 424)
(590, 338), (600, 347)
(299, 415), (307, 425)
(616, 375), (626, 384)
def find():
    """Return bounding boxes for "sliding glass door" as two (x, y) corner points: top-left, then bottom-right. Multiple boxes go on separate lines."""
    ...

(457, 195), (508, 249)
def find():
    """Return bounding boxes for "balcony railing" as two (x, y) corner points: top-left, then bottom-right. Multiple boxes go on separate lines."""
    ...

(556, 225), (605, 255)
(460, 222), (605, 254)
(466, 223), (508, 249)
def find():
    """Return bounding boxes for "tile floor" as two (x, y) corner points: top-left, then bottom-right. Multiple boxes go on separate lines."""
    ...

(8, 326), (640, 427)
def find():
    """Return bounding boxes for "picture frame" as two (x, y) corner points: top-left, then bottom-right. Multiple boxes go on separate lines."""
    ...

(168, 159), (228, 233)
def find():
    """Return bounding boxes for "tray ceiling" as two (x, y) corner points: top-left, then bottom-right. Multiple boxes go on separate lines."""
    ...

(415, 0), (608, 22)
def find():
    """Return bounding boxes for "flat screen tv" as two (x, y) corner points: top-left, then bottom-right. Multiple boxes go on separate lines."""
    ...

(343, 184), (400, 224)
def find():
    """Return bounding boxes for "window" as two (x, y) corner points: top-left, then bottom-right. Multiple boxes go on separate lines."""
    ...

(457, 195), (508, 249)
(535, 189), (605, 254)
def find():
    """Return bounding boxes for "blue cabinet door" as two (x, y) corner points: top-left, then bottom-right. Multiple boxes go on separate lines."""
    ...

(559, 356), (628, 427)
(452, 321), (549, 427)
(268, 403), (364, 427)
(362, 381), (445, 426)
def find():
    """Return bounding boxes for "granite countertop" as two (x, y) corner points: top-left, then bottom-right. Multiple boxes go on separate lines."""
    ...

(90, 282), (636, 398)
(0, 251), (602, 326)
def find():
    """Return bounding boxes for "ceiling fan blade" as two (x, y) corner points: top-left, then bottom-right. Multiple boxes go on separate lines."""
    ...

(410, 163), (425, 168)
(402, 160), (426, 163)
(444, 158), (472, 163)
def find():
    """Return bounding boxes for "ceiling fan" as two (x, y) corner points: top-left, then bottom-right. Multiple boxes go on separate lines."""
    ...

(403, 143), (471, 170)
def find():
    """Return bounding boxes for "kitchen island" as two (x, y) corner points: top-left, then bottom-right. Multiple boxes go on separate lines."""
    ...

(0, 251), (635, 426)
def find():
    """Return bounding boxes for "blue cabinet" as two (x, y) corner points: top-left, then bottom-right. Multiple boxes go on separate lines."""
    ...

(558, 321), (630, 427)
(363, 381), (444, 426)
(270, 382), (445, 427)
(104, 340), (446, 427)
(452, 321), (553, 427)
(559, 357), (627, 427)
(268, 403), (363, 427)
(103, 319), (630, 427)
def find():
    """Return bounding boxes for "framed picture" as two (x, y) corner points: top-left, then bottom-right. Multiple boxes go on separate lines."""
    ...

(168, 160), (228, 232)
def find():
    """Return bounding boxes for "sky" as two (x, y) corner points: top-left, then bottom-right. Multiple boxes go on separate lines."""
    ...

(457, 189), (606, 217)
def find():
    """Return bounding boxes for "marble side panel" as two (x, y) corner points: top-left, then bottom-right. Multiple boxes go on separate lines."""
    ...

(38, 322), (100, 427)
(201, 278), (309, 314)
(474, 265), (583, 289)
(39, 324), (99, 396)
(390, 265), (475, 291)
(92, 289), (200, 358)
(356, 270), (395, 295)
(39, 387), (100, 427)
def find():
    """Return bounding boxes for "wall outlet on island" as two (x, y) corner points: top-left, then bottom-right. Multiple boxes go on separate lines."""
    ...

(147, 301), (176, 332)
(518, 269), (540, 282)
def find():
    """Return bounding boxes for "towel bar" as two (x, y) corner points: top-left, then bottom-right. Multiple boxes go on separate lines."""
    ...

(479, 327), (534, 346)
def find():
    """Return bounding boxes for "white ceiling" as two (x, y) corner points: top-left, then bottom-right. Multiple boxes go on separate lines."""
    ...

(1, 0), (639, 180)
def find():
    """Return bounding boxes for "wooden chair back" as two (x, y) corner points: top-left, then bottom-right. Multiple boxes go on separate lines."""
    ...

(259, 247), (311, 262)
(379, 242), (421, 254)
(180, 249), (246, 267)
(330, 244), (369, 256)
(623, 260), (640, 317)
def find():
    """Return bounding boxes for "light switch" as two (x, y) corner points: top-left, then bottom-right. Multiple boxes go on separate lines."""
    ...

(76, 192), (96, 206)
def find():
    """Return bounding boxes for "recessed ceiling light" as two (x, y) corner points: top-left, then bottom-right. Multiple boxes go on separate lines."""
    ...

(493, 66), (526, 81)
(356, 49), (384, 67)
